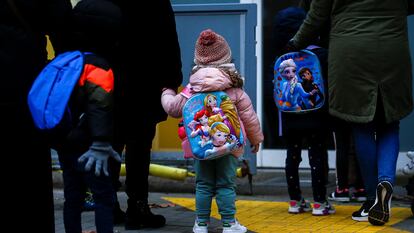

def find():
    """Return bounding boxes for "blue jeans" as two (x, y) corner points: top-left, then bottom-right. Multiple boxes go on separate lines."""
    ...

(194, 155), (238, 223)
(352, 121), (399, 200)
(58, 150), (114, 233)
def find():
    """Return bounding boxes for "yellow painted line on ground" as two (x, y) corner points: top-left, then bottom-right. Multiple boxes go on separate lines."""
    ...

(163, 197), (412, 233)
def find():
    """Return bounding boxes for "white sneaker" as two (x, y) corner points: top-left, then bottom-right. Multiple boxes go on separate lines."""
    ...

(312, 201), (336, 216)
(222, 220), (247, 233)
(288, 199), (312, 213)
(403, 151), (414, 175)
(193, 220), (208, 233)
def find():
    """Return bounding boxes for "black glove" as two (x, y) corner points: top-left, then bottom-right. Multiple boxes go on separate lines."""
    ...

(78, 141), (122, 176)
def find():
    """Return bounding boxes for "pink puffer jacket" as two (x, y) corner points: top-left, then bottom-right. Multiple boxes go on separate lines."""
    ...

(161, 66), (263, 146)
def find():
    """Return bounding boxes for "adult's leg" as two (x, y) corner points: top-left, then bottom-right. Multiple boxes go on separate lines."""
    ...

(2, 105), (55, 232)
(348, 133), (367, 201)
(334, 125), (350, 190)
(376, 121), (400, 184)
(368, 121), (398, 226)
(124, 121), (165, 229)
(353, 122), (378, 200)
(348, 132), (365, 189)
(124, 122), (155, 202)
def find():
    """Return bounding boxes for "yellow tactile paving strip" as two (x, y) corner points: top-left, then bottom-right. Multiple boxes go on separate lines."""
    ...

(163, 197), (412, 233)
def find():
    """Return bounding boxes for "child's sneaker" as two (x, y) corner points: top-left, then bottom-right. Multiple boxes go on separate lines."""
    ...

(328, 187), (350, 202)
(193, 220), (208, 233)
(288, 198), (311, 214)
(312, 201), (336, 216)
(352, 199), (374, 222)
(352, 188), (367, 202)
(369, 181), (393, 226)
(222, 219), (247, 233)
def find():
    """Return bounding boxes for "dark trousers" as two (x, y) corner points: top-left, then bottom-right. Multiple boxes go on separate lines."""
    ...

(124, 121), (157, 203)
(2, 104), (55, 232)
(285, 130), (328, 203)
(58, 150), (114, 233)
(334, 124), (364, 190)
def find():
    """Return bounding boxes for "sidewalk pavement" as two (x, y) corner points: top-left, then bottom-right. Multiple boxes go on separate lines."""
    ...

(53, 169), (414, 233)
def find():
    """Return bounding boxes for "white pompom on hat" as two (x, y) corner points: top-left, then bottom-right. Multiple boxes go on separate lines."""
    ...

(194, 29), (232, 65)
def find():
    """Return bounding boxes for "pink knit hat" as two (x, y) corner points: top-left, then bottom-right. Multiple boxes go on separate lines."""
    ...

(194, 29), (232, 65)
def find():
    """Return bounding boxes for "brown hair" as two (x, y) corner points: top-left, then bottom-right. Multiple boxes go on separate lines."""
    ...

(298, 67), (312, 78)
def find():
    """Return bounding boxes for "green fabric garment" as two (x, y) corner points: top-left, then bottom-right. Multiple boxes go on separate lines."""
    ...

(194, 155), (238, 222)
(292, 0), (413, 123)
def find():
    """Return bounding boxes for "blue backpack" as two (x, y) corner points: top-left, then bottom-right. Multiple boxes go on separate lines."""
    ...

(273, 49), (325, 113)
(182, 91), (245, 160)
(28, 51), (84, 130)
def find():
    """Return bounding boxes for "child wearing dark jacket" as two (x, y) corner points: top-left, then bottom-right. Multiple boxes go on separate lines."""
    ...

(53, 1), (122, 232)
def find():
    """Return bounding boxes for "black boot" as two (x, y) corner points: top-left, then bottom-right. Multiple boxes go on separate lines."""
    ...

(125, 200), (166, 230)
(113, 201), (126, 225)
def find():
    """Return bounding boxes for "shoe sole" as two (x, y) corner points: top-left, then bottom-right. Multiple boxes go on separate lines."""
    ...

(312, 207), (336, 216)
(328, 196), (350, 202)
(312, 209), (336, 216)
(352, 216), (368, 222)
(223, 228), (247, 233)
(369, 181), (393, 226)
(288, 207), (311, 214)
(193, 227), (208, 233)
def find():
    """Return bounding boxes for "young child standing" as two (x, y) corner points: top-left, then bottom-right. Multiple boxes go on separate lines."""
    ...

(161, 29), (263, 233)
(53, 0), (122, 232)
(272, 7), (334, 215)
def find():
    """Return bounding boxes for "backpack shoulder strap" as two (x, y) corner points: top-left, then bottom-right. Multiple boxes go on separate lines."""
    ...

(180, 84), (193, 99)
(305, 45), (321, 51)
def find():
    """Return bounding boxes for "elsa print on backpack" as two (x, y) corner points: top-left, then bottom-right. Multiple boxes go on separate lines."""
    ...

(182, 91), (244, 160)
(274, 50), (325, 112)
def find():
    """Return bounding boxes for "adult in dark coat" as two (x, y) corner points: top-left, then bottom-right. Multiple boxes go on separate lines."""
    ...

(290, 0), (413, 226)
(113, 0), (183, 230)
(0, 0), (72, 232)
(298, 0), (367, 206)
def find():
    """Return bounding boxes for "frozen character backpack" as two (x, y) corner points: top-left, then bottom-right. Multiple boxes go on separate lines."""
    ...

(181, 91), (245, 160)
(274, 49), (325, 113)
